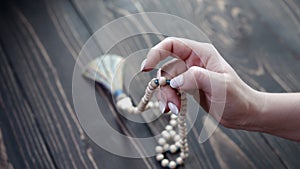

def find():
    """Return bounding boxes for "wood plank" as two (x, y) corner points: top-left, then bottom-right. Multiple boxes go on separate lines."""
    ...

(0, 129), (14, 169)
(0, 0), (157, 168)
(0, 43), (56, 169)
(71, 0), (300, 168)
(0, 0), (300, 168)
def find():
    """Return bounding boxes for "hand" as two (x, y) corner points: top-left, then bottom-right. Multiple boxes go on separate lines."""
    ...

(141, 37), (261, 129)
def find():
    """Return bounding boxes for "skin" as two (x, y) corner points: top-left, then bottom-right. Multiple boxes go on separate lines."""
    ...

(141, 37), (300, 141)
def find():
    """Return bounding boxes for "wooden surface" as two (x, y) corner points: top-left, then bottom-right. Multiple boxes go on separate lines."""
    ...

(1, 0), (300, 168)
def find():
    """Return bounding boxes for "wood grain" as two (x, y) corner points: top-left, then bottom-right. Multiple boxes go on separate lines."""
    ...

(0, 0), (300, 168)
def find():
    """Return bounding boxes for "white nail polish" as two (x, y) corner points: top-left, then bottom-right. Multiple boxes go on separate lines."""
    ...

(170, 75), (183, 88)
(168, 102), (179, 115)
(159, 101), (165, 113)
(140, 59), (147, 71)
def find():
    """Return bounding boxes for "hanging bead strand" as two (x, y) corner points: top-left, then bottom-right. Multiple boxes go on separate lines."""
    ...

(178, 92), (188, 159)
(116, 77), (189, 169)
(116, 78), (159, 114)
(137, 78), (159, 113)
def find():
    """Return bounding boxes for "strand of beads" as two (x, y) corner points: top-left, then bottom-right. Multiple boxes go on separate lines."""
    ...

(178, 92), (189, 159)
(116, 77), (188, 169)
(155, 91), (188, 169)
(136, 78), (160, 112)
(116, 78), (159, 114)
(155, 114), (186, 169)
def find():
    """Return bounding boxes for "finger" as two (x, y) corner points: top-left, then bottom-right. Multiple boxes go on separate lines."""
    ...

(159, 59), (188, 77)
(141, 37), (195, 71)
(170, 66), (225, 101)
(141, 37), (228, 72)
(156, 59), (187, 114)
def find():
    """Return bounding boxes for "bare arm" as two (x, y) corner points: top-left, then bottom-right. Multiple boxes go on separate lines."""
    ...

(250, 92), (300, 141)
(141, 37), (300, 141)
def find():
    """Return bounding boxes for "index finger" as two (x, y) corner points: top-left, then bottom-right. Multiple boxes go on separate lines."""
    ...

(141, 37), (220, 72)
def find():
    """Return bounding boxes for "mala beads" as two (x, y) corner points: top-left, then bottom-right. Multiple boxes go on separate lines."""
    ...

(116, 77), (160, 114)
(116, 77), (188, 169)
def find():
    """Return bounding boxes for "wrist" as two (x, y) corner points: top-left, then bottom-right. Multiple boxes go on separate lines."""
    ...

(240, 88), (266, 131)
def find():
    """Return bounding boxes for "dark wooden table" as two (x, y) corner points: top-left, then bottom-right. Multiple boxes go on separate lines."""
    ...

(1, 0), (300, 168)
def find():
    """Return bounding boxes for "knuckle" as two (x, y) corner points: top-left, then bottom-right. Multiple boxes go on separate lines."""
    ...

(189, 66), (208, 86)
(189, 66), (201, 78)
(164, 37), (175, 43)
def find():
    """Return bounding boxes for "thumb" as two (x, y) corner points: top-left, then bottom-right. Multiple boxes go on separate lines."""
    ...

(170, 66), (223, 95)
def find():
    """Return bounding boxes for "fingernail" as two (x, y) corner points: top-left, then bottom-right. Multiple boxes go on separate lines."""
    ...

(168, 102), (179, 115)
(140, 59), (147, 71)
(170, 75), (183, 88)
(159, 101), (166, 113)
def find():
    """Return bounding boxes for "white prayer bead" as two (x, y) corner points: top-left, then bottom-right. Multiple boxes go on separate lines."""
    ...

(156, 154), (164, 161)
(169, 130), (176, 138)
(161, 130), (170, 140)
(175, 141), (181, 147)
(163, 144), (170, 151)
(168, 161), (177, 169)
(165, 125), (173, 131)
(174, 135), (180, 142)
(169, 144), (178, 153)
(180, 152), (186, 159)
(155, 146), (163, 153)
(147, 102), (153, 108)
(176, 157), (183, 165)
(158, 138), (166, 145)
(171, 114), (178, 119)
(159, 77), (167, 86)
(170, 119), (177, 126)
(180, 152), (188, 158)
(161, 159), (169, 167)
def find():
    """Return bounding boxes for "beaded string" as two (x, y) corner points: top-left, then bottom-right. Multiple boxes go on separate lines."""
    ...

(116, 77), (188, 169)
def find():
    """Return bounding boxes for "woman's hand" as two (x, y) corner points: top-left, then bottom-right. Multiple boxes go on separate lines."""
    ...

(141, 37), (300, 141)
(141, 37), (261, 129)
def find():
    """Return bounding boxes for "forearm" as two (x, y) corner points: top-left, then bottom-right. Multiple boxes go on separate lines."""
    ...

(249, 92), (300, 141)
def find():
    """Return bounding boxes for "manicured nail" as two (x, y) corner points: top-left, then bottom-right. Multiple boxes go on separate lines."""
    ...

(140, 59), (147, 71)
(159, 101), (166, 113)
(168, 102), (179, 115)
(170, 75), (183, 88)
